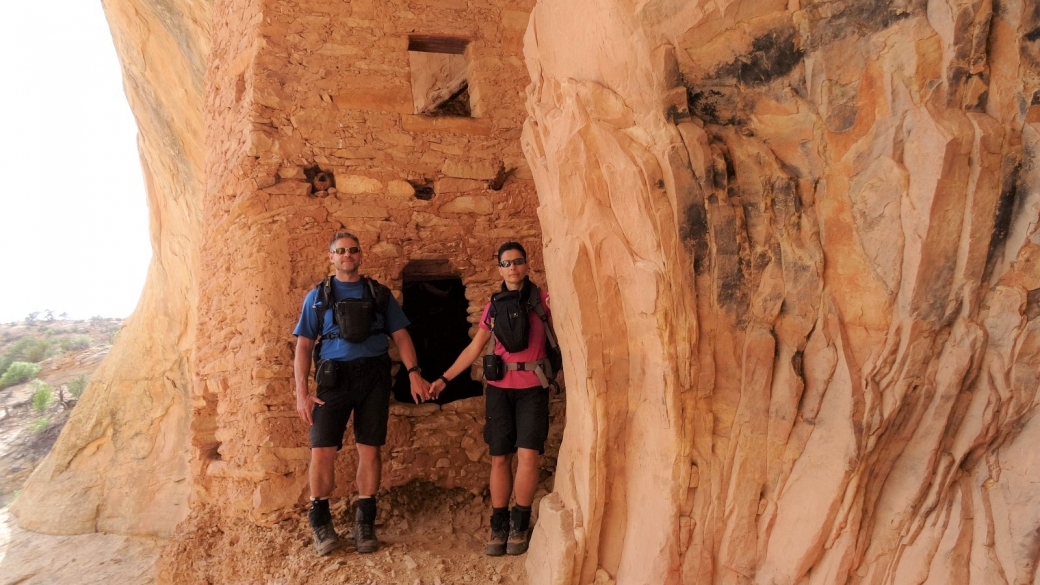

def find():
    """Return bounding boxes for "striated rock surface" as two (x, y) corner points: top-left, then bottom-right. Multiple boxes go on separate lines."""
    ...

(12, 1), (1040, 585)
(10, 0), (207, 536)
(523, 0), (1040, 584)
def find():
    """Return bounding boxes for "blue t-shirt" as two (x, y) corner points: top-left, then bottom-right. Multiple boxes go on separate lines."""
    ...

(293, 278), (410, 361)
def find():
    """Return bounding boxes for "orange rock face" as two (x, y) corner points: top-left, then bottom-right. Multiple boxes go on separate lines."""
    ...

(10, 0), (207, 536)
(523, 1), (1040, 584)
(14, 0), (1040, 584)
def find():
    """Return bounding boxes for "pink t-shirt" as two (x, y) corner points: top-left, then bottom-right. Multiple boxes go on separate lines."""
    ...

(479, 289), (550, 389)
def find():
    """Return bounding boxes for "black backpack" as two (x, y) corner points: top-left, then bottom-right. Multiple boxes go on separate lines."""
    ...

(487, 280), (562, 383)
(311, 276), (392, 366)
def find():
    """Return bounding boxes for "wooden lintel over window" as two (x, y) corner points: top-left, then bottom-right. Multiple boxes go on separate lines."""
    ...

(408, 35), (470, 55)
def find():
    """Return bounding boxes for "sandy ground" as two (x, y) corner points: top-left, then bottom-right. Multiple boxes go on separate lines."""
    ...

(158, 480), (536, 584)
(0, 507), (162, 585)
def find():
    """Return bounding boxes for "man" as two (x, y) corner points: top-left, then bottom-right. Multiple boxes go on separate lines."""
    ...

(428, 242), (553, 556)
(294, 231), (430, 556)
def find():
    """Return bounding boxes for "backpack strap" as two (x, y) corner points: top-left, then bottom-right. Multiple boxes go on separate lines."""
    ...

(363, 276), (392, 336)
(528, 286), (559, 351)
(503, 359), (553, 388)
(311, 276), (335, 367)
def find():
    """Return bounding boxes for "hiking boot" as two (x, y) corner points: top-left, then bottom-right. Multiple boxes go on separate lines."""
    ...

(506, 523), (533, 555)
(309, 499), (342, 556)
(312, 521), (342, 556)
(506, 505), (533, 555)
(354, 503), (379, 554)
(486, 525), (509, 556)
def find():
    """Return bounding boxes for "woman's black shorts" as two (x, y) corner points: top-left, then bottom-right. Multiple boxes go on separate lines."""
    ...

(310, 354), (392, 449)
(483, 384), (550, 456)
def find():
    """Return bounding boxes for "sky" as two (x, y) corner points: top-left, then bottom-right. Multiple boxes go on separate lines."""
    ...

(0, 2), (151, 323)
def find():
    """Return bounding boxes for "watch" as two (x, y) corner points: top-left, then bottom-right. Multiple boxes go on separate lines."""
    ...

(407, 366), (422, 374)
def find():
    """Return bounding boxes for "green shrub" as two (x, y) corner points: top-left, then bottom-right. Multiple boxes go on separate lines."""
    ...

(4, 336), (53, 363)
(0, 362), (42, 388)
(29, 417), (49, 432)
(67, 374), (89, 399)
(31, 381), (53, 413)
(60, 335), (92, 352)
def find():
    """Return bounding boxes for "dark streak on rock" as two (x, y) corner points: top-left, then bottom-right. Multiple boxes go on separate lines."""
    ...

(792, 350), (805, 380)
(982, 161), (1022, 282)
(681, 202), (710, 275)
(686, 88), (744, 126)
(803, 0), (921, 50)
(711, 26), (804, 87)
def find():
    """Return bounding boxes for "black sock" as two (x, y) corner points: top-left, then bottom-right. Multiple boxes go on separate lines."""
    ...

(309, 498), (331, 528)
(511, 504), (532, 532)
(491, 507), (509, 532)
(357, 496), (377, 523)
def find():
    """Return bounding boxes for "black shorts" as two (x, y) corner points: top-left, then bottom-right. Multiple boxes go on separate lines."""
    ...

(310, 354), (392, 449)
(483, 384), (550, 456)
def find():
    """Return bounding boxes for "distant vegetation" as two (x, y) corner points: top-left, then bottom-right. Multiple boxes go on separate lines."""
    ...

(0, 315), (120, 388)
(67, 374), (89, 399)
(0, 362), (41, 388)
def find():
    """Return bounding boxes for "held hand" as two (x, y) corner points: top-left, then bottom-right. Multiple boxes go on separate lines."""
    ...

(410, 374), (431, 404)
(429, 378), (446, 399)
(296, 392), (325, 425)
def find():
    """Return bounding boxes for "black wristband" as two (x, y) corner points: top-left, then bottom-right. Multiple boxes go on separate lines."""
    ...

(438, 375), (449, 384)
(407, 366), (422, 374)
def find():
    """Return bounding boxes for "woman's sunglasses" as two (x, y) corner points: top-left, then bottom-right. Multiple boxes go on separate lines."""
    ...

(498, 258), (527, 268)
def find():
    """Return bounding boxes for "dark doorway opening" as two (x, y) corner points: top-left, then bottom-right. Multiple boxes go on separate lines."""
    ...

(393, 265), (482, 404)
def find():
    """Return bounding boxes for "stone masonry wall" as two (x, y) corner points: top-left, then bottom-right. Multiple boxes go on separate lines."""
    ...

(191, 0), (548, 523)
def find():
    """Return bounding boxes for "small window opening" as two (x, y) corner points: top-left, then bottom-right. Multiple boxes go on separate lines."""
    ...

(408, 35), (473, 117)
(393, 261), (483, 404)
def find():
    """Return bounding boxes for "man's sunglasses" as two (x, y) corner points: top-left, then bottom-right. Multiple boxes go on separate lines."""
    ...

(498, 257), (527, 268)
(332, 246), (361, 255)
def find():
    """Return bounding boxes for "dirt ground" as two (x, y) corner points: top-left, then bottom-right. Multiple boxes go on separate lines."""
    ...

(2, 480), (539, 585)
(158, 478), (546, 584)
(0, 318), (552, 584)
(0, 507), (163, 585)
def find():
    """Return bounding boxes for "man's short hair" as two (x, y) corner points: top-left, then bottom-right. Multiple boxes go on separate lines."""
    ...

(497, 241), (527, 261)
(330, 230), (360, 251)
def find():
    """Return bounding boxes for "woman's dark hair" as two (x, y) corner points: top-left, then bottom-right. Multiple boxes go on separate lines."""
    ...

(497, 241), (527, 261)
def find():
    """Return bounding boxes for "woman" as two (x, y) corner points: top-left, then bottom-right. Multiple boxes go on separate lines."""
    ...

(428, 241), (553, 556)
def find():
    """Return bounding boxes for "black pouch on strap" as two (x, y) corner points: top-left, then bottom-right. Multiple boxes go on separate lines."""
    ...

(315, 359), (341, 387)
(333, 298), (375, 343)
(483, 354), (504, 381)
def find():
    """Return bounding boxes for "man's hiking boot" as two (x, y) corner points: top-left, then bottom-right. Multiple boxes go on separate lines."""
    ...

(312, 521), (342, 556)
(354, 499), (379, 554)
(486, 507), (510, 556)
(308, 499), (342, 556)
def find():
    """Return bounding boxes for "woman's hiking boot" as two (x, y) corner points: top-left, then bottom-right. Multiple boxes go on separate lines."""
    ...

(308, 499), (342, 556)
(506, 505), (533, 555)
(485, 508), (510, 556)
(354, 497), (379, 554)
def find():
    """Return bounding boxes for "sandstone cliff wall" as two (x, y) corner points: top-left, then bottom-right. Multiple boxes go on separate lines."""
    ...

(523, 1), (1040, 584)
(10, 0), (207, 536)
